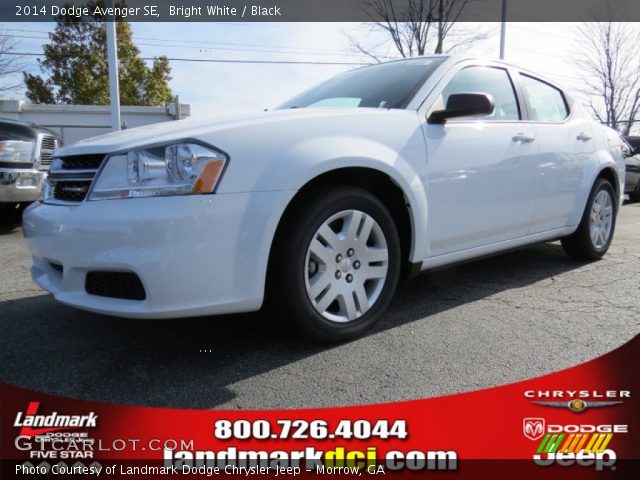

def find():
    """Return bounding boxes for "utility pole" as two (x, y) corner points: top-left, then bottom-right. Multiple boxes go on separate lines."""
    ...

(436, 0), (444, 54)
(499, 0), (507, 60)
(106, 3), (121, 131)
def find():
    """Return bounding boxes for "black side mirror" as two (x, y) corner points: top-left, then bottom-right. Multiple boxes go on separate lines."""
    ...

(428, 93), (495, 124)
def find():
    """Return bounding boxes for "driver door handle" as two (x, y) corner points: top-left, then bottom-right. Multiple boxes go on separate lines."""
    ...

(577, 132), (592, 141)
(512, 133), (536, 143)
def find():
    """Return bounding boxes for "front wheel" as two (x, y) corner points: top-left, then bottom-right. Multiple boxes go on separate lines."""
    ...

(561, 178), (617, 260)
(270, 186), (401, 342)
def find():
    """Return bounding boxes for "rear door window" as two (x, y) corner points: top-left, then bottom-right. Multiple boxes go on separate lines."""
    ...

(519, 74), (569, 122)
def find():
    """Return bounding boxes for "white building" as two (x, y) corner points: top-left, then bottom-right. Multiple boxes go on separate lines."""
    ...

(0, 99), (190, 145)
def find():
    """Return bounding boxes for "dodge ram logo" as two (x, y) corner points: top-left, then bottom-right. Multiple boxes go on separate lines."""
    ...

(523, 418), (545, 441)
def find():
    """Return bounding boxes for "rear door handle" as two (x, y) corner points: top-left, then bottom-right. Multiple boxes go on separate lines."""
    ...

(577, 132), (592, 141)
(512, 133), (535, 143)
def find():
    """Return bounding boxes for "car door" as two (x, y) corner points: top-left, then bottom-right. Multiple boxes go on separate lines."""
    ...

(517, 73), (593, 233)
(422, 65), (539, 257)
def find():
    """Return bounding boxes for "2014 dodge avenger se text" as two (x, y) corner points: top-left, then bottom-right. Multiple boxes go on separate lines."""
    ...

(22, 56), (625, 341)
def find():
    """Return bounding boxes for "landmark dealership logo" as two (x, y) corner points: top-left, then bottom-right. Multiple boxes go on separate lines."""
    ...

(14, 402), (98, 437)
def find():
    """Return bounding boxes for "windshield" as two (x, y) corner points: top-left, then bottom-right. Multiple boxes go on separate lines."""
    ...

(278, 57), (446, 110)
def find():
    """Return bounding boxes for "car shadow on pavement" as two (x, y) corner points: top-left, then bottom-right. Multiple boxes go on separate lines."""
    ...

(0, 205), (26, 232)
(0, 242), (589, 409)
(0, 222), (21, 235)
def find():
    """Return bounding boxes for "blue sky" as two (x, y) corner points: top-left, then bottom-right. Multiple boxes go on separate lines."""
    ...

(1, 22), (584, 117)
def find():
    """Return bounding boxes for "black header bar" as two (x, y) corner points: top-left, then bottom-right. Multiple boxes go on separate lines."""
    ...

(5, 0), (640, 22)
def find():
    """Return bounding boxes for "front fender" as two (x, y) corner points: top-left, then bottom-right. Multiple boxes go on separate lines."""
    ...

(210, 111), (429, 265)
(266, 135), (428, 263)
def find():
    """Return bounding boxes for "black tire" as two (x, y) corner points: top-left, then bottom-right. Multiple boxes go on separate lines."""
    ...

(268, 185), (401, 342)
(561, 178), (617, 260)
(629, 190), (640, 203)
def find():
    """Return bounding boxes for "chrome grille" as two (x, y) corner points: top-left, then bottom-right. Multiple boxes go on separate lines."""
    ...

(44, 155), (106, 205)
(38, 135), (59, 169)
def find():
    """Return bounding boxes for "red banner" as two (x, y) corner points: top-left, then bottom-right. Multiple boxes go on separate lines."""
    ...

(2, 335), (638, 478)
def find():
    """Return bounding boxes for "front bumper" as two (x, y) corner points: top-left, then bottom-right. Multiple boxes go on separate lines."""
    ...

(23, 190), (293, 318)
(0, 168), (46, 203)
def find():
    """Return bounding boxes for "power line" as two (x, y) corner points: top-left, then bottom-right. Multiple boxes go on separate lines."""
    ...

(154, 57), (365, 65)
(1, 27), (388, 59)
(0, 51), (367, 66)
(134, 35), (367, 56)
(2, 32), (381, 59)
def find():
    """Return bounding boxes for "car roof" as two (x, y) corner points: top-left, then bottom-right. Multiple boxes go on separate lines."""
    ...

(390, 55), (531, 71)
(380, 55), (565, 90)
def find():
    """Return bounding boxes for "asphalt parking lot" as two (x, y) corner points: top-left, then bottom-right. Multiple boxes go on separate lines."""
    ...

(1, 203), (639, 409)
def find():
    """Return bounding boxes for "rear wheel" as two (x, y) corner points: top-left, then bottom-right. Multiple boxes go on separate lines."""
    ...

(561, 178), (617, 260)
(270, 186), (401, 342)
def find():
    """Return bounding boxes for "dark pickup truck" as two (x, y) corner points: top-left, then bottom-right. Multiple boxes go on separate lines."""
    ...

(624, 136), (640, 202)
(0, 118), (62, 221)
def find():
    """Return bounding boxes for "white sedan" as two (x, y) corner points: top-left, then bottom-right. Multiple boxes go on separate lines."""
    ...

(23, 56), (625, 341)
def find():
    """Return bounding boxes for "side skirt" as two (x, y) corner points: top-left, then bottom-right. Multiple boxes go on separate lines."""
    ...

(420, 226), (577, 272)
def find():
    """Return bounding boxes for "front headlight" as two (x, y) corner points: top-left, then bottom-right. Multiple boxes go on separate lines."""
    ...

(0, 140), (35, 163)
(90, 142), (227, 200)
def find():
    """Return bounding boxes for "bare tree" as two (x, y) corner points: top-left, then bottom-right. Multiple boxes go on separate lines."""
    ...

(0, 32), (25, 94)
(348, 0), (489, 62)
(574, 22), (640, 135)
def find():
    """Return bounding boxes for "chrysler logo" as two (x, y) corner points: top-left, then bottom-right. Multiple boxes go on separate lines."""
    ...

(523, 417), (545, 441)
(532, 400), (623, 413)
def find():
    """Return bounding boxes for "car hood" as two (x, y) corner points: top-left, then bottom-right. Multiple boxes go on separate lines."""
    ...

(56, 108), (412, 156)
